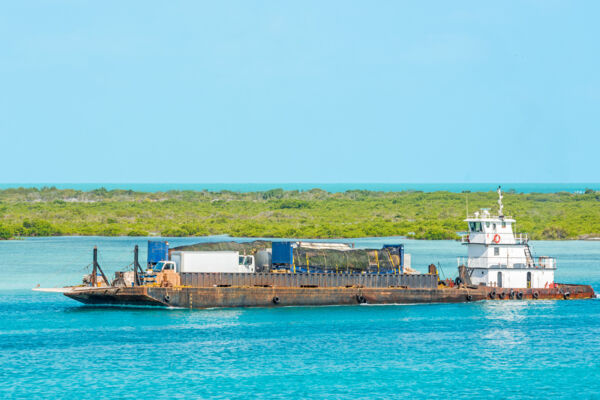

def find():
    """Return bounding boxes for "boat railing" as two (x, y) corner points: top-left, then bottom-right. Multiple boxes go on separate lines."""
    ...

(460, 233), (529, 244)
(514, 233), (528, 244)
(457, 256), (556, 269)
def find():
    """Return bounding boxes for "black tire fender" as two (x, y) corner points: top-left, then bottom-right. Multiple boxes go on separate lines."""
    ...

(516, 292), (523, 300)
(532, 291), (539, 299)
(466, 294), (473, 301)
(272, 296), (280, 304)
(164, 294), (170, 303)
(489, 291), (496, 299)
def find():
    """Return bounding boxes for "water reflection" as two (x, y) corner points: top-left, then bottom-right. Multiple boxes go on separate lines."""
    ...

(482, 301), (529, 322)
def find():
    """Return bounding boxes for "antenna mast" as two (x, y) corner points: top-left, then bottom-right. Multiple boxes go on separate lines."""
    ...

(497, 186), (504, 217)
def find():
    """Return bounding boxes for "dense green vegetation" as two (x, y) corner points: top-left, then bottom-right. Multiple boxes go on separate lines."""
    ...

(0, 187), (599, 240)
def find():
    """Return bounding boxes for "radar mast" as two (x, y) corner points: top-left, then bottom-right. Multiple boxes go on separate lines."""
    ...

(497, 186), (504, 218)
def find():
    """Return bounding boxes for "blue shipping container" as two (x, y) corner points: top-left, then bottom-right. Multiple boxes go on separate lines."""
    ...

(148, 241), (169, 265)
(272, 242), (294, 265)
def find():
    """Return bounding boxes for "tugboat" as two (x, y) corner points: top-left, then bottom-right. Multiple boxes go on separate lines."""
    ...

(458, 187), (557, 292)
(38, 188), (595, 308)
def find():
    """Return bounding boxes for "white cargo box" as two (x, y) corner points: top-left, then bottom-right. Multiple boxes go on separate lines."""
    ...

(170, 251), (255, 273)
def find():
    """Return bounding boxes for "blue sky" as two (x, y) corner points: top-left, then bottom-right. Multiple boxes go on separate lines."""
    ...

(1, 1), (598, 183)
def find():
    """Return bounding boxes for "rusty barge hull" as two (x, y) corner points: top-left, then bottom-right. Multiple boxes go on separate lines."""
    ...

(64, 284), (595, 309)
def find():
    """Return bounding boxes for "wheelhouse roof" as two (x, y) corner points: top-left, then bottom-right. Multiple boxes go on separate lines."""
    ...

(464, 217), (516, 223)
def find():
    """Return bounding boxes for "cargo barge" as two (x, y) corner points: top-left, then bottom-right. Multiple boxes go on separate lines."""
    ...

(44, 188), (595, 307)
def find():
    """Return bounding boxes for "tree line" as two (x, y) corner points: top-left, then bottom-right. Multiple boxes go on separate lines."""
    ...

(0, 187), (598, 240)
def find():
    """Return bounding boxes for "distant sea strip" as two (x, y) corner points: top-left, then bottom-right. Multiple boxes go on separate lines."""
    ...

(0, 183), (598, 193)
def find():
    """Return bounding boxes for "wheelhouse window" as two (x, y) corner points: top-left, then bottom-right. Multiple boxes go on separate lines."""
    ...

(494, 247), (500, 256)
(502, 221), (506, 228)
(469, 222), (482, 232)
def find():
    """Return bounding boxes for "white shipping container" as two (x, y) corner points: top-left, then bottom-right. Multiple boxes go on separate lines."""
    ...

(170, 251), (255, 273)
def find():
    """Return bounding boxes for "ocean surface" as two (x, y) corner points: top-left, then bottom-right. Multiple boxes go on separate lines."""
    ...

(0, 182), (599, 193)
(1, 237), (599, 399)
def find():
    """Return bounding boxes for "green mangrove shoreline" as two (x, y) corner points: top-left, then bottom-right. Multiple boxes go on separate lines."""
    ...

(0, 187), (599, 240)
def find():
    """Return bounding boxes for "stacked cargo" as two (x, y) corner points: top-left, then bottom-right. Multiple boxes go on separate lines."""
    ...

(172, 240), (410, 273)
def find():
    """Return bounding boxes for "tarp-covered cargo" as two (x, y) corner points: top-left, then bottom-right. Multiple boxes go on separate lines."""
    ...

(172, 240), (411, 273)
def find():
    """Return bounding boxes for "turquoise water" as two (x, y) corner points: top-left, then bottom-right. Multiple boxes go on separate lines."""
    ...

(1, 237), (600, 398)
(0, 182), (599, 193)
